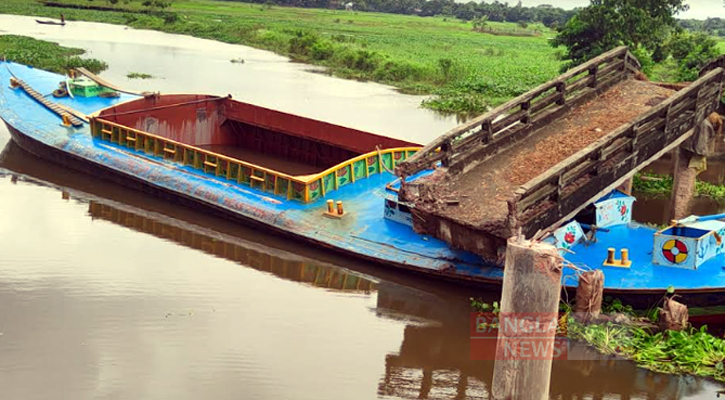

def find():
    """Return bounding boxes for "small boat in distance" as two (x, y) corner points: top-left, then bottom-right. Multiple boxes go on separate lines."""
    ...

(35, 19), (66, 26)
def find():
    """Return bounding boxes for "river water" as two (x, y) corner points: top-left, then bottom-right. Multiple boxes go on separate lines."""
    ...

(0, 14), (723, 400)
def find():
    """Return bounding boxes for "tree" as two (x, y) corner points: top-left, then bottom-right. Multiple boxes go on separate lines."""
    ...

(472, 15), (489, 32)
(665, 31), (719, 81)
(552, 0), (689, 69)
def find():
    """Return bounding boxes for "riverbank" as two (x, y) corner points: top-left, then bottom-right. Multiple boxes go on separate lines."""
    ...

(0, 35), (107, 74)
(0, 0), (562, 116)
(634, 172), (725, 204)
(472, 298), (725, 383)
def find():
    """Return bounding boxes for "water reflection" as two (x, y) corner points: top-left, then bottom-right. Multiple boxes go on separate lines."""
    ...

(0, 140), (722, 399)
(87, 200), (376, 293)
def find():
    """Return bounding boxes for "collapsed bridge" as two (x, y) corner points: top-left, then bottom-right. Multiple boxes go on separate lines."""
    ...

(395, 46), (725, 261)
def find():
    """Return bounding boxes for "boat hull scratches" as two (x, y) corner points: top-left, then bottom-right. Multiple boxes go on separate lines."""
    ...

(5, 124), (725, 308)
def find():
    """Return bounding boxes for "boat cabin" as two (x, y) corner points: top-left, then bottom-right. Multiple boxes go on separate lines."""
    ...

(90, 94), (419, 203)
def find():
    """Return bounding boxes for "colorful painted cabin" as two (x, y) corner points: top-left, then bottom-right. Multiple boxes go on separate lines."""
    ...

(89, 94), (420, 203)
(545, 190), (635, 253)
(68, 77), (117, 98)
(548, 189), (725, 272)
(653, 217), (725, 270)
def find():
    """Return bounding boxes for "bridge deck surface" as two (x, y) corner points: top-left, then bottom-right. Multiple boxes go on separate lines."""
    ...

(414, 79), (675, 238)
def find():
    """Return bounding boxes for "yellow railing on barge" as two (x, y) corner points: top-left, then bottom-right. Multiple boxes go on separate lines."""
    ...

(90, 118), (420, 203)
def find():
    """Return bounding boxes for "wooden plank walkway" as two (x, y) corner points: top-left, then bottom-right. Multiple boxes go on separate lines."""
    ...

(12, 78), (84, 127)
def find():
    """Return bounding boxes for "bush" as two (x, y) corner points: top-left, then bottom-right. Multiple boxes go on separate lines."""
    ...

(310, 40), (335, 60)
(374, 60), (421, 82)
(355, 50), (379, 72)
(630, 46), (654, 76)
(288, 31), (319, 57)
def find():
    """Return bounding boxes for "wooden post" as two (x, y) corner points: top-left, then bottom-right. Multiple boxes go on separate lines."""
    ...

(616, 178), (633, 195)
(670, 147), (697, 221)
(658, 297), (689, 331)
(574, 270), (604, 323)
(492, 237), (562, 400)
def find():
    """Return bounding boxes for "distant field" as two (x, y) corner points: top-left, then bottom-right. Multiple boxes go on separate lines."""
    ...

(718, 39), (725, 54)
(0, 0), (563, 114)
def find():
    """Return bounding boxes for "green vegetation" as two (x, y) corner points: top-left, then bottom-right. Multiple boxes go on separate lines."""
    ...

(633, 172), (725, 203)
(126, 71), (154, 79)
(565, 299), (725, 382)
(0, 35), (108, 75)
(553, 0), (687, 70)
(471, 297), (725, 382)
(553, 0), (722, 83)
(0, 0), (563, 115)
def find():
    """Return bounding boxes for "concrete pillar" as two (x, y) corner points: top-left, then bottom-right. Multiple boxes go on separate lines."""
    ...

(670, 147), (697, 221)
(492, 237), (562, 400)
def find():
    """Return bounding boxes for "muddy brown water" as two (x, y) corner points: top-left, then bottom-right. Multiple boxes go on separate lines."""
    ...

(1, 14), (724, 399)
(635, 157), (725, 225)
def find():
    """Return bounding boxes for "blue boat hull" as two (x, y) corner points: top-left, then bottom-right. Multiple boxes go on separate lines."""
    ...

(4, 62), (725, 309)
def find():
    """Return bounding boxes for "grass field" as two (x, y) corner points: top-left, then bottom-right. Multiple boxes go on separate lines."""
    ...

(0, 0), (563, 114)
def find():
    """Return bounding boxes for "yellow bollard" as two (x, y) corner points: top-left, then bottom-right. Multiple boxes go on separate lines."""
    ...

(327, 199), (334, 214)
(620, 248), (631, 267)
(606, 248), (615, 265)
(336, 201), (344, 215)
(61, 113), (72, 127)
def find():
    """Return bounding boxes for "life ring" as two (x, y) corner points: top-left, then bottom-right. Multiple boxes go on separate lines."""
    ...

(52, 87), (68, 98)
(662, 239), (688, 264)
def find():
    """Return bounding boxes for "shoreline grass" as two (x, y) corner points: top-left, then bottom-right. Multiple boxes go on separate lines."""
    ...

(472, 298), (725, 382)
(633, 172), (725, 203)
(0, 34), (107, 74)
(0, 0), (563, 115)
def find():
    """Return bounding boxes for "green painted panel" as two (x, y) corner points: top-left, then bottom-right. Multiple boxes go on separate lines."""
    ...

(336, 165), (351, 188)
(308, 179), (322, 201)
(239, 167), (252, 184)
(323, 173), (335, 194)
(228, 163), (240, 180)
(291, 181), (305, 201)
(265, 175), (275, 192)
(382, 153), (393, 171)
(276, 178), (289, 196)
(366, 156), (380, 175)
(219, 160), (229, 178)
(353, 160), (365, 180)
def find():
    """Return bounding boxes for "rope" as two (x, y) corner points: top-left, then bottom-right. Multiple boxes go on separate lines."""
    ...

(98, 95), (230, 119)
(376, 145), (395, 175)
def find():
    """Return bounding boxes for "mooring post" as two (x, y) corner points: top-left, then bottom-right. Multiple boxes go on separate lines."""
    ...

(574, 270), (604, 324)
(492, 237), (562, 400)
(670, 146), (698, 221)
(670, 114), (722, 220)
(658, 297), (689, 331)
